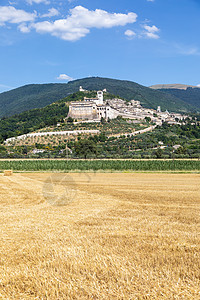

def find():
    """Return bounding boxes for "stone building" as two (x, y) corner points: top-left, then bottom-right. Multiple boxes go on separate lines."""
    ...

(68, 90), (117, 121)
(68, 101), (98, 120)
(68, 87), (186, 124)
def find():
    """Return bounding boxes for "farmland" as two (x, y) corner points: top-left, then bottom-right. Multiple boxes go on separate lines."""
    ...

(0, 159), (199, 172)
(1, 119), (199, 159)
(0, 172), (199, 298)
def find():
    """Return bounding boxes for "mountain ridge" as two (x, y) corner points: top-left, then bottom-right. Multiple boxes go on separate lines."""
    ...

(0, 77), (197, 118)
(154, 87), (200, 109)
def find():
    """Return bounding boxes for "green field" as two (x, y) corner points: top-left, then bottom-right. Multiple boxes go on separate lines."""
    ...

(0, 159), (199, 172)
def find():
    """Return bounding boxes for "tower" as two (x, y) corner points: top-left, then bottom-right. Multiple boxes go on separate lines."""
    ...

(157, 106), (161, 113)
(97, 91), (103, 105)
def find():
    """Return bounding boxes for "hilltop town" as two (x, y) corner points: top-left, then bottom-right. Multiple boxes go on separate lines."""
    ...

(4, 86), (190, 147)
(68, 86), (186, 125)
(1, 85), (199, 160)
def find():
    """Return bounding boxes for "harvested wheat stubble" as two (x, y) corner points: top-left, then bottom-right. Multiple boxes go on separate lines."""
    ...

(3, 170), (13, 176)
(0, 172), (199, 299)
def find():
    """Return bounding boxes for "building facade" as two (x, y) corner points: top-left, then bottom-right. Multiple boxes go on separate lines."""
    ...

(68, 89), (117, 120)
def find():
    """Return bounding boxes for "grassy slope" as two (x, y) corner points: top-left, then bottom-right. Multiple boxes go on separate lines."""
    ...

(0, 77), (195, 118)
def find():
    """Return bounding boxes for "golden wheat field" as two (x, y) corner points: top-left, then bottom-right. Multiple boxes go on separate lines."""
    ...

(0, 172), (200, 299)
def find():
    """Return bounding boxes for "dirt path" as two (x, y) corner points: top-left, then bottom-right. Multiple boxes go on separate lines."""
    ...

(109, 124), (157, 138)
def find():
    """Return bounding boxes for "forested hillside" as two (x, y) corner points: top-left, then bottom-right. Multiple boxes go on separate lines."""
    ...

(0, 77), (195, 118)
(157, 87), (200, 109)
(0, 83), (72, 118)
(0, 92), (76, 142)
(0, 91), (115, 142)
(68, 78), (194, 112)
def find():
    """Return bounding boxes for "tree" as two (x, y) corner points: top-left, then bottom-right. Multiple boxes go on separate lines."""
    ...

(155, 148), (163, 158)
(145, 117), (151, 123)
(22, 145), (28, 155)
(0, 145), (7, 153)
(67, 117), (74, 123)
(74, 139), (97, 159)
(99, 132), (107, 142)
(101, 117), (106, 124)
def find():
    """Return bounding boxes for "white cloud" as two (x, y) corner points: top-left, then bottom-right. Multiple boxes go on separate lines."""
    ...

(31, 6), (137, 41)
(26, 0), (50, 4)
(143, 24), (160, 39)
(57, 74), (74, 81)
(175, 44), (200, 56)
(147, 0), (155, 2)
(0, 6), (36, 26)
(196, 84), (200, 87)
(18, 22), (31, 33)
(41, 8), (60, 18)
(125, 29), (136, 39)
(183, 48), (200, 55)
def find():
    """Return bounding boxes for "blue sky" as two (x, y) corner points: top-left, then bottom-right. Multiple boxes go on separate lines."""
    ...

(0, 0), (200, 92)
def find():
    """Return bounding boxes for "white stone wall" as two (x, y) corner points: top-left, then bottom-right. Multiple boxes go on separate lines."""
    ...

(106, 106), (120, 119)
(68, 102), (98, 120)
(5, 130), (100, 144)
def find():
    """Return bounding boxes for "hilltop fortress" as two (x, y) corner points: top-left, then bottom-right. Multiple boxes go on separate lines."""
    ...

(68, 87), (185, 124)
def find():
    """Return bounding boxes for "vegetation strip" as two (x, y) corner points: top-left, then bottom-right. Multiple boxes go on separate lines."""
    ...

(0, 159), (199, 171)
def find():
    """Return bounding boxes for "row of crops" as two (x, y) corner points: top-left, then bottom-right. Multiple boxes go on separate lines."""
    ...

(0, 159), (199, 171)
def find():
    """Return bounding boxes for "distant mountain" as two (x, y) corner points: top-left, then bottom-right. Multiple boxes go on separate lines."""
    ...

(153, 87), (200, 109)
(0, 77), (196, 118)
(150, 84), (198, 90)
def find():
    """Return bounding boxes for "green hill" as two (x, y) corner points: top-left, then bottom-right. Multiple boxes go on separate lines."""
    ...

(0, 77), (196, 118)
(0, 83), (72, 118)
(0, 91), (116, 142)
(67, 78), (195, 112)
(156, 87), (200, 109)
(0, 92), (83, 142)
